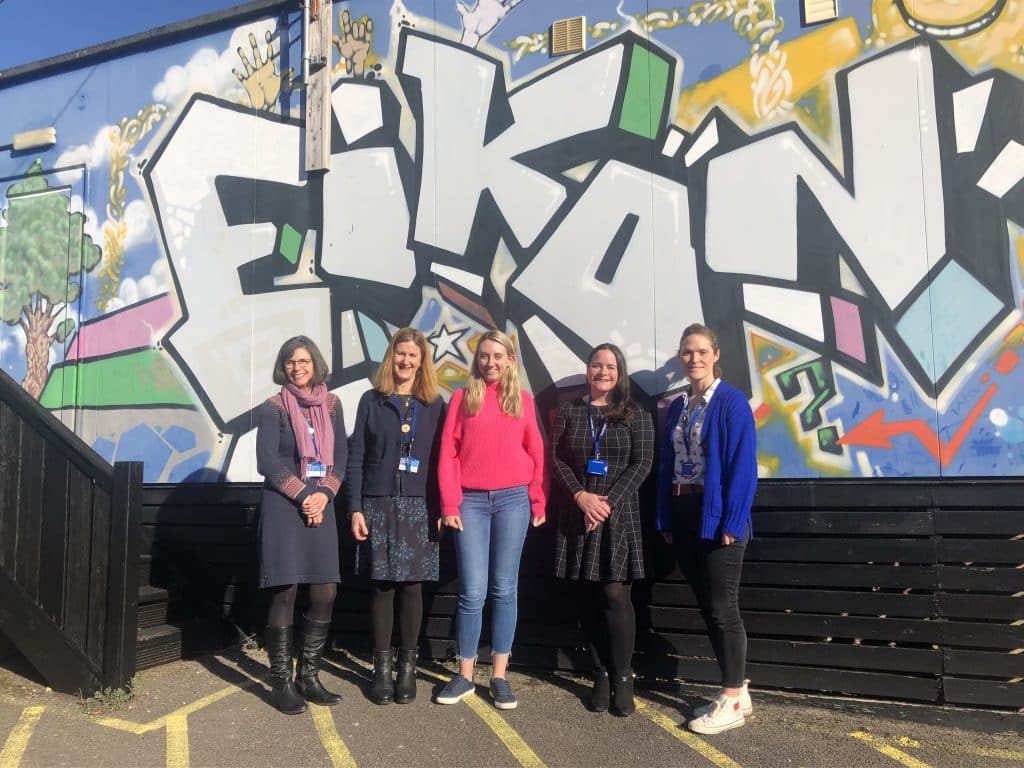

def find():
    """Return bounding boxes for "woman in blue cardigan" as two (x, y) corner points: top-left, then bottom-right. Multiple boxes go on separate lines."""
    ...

(655, 323), (757, 736)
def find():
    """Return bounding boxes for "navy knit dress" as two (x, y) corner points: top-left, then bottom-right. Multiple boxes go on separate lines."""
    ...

(256, 392), (347, 588)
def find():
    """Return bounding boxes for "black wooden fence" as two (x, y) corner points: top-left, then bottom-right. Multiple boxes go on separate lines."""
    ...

(0, 369), (142, 695)
(141, 478), (1022, 711)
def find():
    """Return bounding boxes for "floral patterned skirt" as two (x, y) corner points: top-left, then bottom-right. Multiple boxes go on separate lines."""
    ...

(356, 495), (439, 582)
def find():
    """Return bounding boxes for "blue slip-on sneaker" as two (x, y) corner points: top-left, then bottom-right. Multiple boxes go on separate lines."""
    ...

(435, 674), (475, 704)
(490, 677), (518, 710)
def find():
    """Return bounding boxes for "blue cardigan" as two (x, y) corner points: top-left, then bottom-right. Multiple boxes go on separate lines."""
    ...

(655, 380), (757, 540)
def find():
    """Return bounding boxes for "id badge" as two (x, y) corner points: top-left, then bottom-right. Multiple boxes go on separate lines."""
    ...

(406, 458), (420, 474)
(307, 461), (326, 478)
(398, 456), (408, 472)
(587, 457), (609, 476)
(680, 462), (696, 479)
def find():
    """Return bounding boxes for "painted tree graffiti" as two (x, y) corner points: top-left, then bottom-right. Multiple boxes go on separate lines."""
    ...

(0, 159), (101, 398)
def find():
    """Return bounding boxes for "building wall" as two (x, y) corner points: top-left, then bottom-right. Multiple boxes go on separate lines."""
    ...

(1, 1), (1023, 482)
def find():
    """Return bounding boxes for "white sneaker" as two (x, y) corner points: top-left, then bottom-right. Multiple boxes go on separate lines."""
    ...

(688, 693), (746, 735)
(693, 680), (752, 718)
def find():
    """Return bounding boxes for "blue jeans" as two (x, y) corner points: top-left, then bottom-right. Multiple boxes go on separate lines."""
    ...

(453, 486), (531, 659)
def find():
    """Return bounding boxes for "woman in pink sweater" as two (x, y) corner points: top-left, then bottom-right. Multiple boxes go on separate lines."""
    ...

(434, 330), (546, 710)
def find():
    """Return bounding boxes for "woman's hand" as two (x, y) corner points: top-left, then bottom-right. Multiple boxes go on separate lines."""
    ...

(722, 533), (736, 546)
(302, 492), (329, 527)
(575, 491), (611, 530)
(351, 511), (368, 540)
(660, 530), (673, 545)
(442, 515), (464, 531)
(531, 516), (546, 527)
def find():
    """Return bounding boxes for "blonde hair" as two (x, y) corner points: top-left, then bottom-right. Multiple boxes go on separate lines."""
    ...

(373, 327), (439, 403)
(464, 330), (522, 418)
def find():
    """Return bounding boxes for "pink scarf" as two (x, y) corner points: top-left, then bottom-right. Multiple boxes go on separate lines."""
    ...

(281, 382), (335, 484)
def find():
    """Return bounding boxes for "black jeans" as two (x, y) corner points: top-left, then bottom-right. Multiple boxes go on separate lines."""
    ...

(670, 494), (747, 688)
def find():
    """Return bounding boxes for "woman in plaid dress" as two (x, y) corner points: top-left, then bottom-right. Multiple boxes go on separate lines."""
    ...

(552, 343), (654, 716)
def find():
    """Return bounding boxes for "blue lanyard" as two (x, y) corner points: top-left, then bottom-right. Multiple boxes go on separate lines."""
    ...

(680, 396), (707, 455)
(391, 395), (418, 453)
(588, 402), (607, 458)
(304, 418), (322, 460)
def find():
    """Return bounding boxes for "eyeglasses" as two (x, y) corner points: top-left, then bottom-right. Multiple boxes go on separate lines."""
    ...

(284, 358), (313, 370)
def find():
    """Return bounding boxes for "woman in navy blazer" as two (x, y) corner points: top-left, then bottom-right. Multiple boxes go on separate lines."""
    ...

(655, 323), (757, 736)
(346, 327), (446, 705)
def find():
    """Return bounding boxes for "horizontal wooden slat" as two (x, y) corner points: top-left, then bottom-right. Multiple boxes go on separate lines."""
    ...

(651, 584), (936, 618)
(941, 621), (1024, 650)
(731, 563), (938, 590)
(753, 510), (933, 536)
(649, 633), (942, 674)
(938, 539), (1023, 565)
(943, 649), (1024, 677)
(651, 657), (941, 702)
(942, 677), (1024, 708)
(935, 510), (1024, 535)
(747, 538), (935, 564)
(938, 566), (1024, 592)
(141, 505), (258, 526)
(938, 593), (1022, 621)
(651, 608), (942, 643)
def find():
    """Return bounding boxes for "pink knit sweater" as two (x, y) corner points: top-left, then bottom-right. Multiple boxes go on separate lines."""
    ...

(438, 381), (547, 519)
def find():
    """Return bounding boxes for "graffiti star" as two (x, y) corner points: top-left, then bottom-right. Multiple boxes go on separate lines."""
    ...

(428, 323), (469, 364)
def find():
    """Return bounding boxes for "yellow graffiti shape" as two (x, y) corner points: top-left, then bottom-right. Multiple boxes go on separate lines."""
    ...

(96, 104), (167, 311)
(678, 17), (862, 134)
(871, 0), (1024, 75)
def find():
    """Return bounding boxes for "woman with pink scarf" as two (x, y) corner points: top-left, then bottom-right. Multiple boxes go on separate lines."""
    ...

(256, 335), (347, 715)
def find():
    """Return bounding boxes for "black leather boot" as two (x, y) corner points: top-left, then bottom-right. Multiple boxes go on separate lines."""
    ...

(370, 649), (394, 705)
(264, 626), (307, 715)
(610, 673), (635, 717)
(294, 615), (342, 705)
(589, 667), (610, 712)
(394, 648), (418, 704)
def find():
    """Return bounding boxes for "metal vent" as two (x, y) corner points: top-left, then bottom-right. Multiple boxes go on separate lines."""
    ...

(551, 16), (586, 56)
(802, 0), (838, 25)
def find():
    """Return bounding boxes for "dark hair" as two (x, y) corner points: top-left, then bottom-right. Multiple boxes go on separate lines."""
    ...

(679, 323), (723, 379)
(272, 335), (330, 387)
(587, 343), (635, 422)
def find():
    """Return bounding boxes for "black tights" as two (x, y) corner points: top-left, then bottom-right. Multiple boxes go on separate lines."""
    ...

(266, 582), (337, 627)
(579, 580), (635, 677)
(370, 581), (423, 652)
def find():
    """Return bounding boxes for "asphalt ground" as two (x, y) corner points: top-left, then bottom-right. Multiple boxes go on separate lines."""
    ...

(0, 646), (1022, 768)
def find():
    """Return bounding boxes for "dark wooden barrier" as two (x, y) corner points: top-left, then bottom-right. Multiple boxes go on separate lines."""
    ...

(141, 478), (1023, 711)
(0, 370), (142, 695)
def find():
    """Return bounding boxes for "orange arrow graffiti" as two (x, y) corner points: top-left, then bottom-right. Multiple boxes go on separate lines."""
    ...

(836, 383), (999, 466)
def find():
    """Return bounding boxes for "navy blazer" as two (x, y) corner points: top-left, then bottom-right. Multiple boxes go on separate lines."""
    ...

(345, 388), (446, 513)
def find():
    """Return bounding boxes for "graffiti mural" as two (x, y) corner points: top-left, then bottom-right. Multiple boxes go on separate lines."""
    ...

(2, 0), (1024, 481)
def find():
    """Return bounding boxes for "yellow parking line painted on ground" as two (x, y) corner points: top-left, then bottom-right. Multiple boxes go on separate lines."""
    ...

(165, 714), (189, 768)
(636, 701), (743, 768)
(332, 652), (546, 768)
(960, 744), (1024, 761)
(309, 704), (357, 768)
(96, 678), (258, 734)
(850, 731), (932, 768)
(0, 706), (45, 768)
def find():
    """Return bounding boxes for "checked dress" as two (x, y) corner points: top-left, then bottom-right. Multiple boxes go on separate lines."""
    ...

(552, 398), (654, 582)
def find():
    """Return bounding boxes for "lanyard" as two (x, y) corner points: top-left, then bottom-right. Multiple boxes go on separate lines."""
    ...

(391, 395), (418, 454)
(304, 418), (322, 460)
(680, 396), (707, 456)
(588, 402), (608, 458)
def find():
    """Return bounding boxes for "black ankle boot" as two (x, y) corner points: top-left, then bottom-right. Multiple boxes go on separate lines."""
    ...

(610, 673), (635, 717)
(394, 648), (418, 704)
(264, 626), (307, 715)
(589, 667), (610, 712)
(370, 649), (394, 705)
(294, 615), (342, 705)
